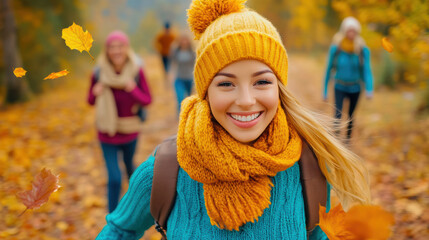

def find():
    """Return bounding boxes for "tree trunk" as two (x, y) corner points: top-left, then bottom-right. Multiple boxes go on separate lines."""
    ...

(0, 0), (29, 103)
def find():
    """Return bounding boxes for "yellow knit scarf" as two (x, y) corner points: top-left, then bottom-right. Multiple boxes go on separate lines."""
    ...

(340, 38), (355, 53)
(177, 95), (302, 231)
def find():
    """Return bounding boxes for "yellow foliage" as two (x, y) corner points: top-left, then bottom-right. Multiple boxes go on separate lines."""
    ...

(43, 70), (70, 80)
(331, 1), (353, 18)
(13, 67), (27, 78)
(334, 0), (429, 83)
(61, 22), (94, 60)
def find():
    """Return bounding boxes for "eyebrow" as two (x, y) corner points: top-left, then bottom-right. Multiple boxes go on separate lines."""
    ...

(252, 69), (274, 77)
(214, 69), (274, 78)
(214, 72), (236, 78)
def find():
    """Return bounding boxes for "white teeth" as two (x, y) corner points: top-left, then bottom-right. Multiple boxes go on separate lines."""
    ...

(231, 113), (261, 122)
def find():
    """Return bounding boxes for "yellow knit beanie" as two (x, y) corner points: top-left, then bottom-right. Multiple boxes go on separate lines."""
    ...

(188, 0), (288, 98)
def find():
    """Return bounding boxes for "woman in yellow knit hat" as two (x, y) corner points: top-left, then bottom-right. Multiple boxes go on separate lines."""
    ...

(96, 0), (371, 239)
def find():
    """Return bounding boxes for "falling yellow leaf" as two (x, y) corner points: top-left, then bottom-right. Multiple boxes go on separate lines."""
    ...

(382, 37), (394, 53)
(13, 67), (27, 78)
(319, 204), (394, 240)
(43, 70), (70, 80)
(62, 22), (94, 60)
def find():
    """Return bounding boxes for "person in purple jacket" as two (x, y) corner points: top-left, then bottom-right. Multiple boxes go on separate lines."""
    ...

(87, 30), (151, 212)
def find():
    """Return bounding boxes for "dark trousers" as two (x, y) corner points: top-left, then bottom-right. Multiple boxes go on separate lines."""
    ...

(334, 88), (360, 139)
(161, 55), (170, 72)
(174, 78), (193, 114)
(100, 139), (137, 212)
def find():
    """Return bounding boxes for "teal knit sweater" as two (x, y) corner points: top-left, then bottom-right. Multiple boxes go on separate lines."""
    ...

(96, 151), (330, 239)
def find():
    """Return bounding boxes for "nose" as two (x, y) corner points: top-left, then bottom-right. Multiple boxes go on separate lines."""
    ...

(235, 87), (256, 108)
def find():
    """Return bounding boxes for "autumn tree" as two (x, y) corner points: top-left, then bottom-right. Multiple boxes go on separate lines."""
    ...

(11, 0), (82, 94)
(0, 0), (30, 103)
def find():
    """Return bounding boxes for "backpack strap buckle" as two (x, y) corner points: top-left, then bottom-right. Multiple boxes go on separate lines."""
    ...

(155, 221), (167, 240)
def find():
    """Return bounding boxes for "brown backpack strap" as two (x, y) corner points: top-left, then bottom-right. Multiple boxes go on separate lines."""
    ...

(150, 135), (179, 240)
(299, 141), (327, 234)
(150, 137), (327, 238)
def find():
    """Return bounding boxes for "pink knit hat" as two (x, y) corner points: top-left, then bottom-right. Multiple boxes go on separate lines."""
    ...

(105, 30), (130, 46)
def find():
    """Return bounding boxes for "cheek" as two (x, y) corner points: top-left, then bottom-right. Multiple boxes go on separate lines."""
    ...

(258, 87), (279, 127)
(208, 91), (231, 120)
(260, 87), (279, 113)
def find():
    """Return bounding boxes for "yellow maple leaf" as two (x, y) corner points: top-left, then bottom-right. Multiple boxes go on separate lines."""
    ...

(382, 37), (394, 53)
(62, 22), (94, 60)
(13, 67), (27, 78)
(43, 70), (70, 80)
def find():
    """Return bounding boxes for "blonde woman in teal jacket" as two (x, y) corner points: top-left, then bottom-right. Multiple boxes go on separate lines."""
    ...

(97, 1), (371, 239)
(324, 16), (374, 140)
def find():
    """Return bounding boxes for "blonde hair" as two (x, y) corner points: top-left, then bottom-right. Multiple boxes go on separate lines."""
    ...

(278, 82), (371, 209)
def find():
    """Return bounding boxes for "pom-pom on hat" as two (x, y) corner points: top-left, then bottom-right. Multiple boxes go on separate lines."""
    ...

(187, 0), (288, 98)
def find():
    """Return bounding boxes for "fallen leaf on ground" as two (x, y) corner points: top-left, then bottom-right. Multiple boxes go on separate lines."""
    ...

(13, 67), (27, 78)
(43, 70), (69, 80)
(62, 22), (94, 60)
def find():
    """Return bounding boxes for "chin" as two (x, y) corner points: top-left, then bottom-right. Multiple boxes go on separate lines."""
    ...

(230, 131), (262, 144)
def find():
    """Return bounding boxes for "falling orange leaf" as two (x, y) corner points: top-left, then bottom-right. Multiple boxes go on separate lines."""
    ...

(319, 204), (353, 240)
(319, 204), (394, 240)
(43, 70), (69, 80)
(13, 67), (27, 78)
(345, 205), (395, 240)
(62, 22), (94, 60)
(16, 168), (60, 215)
(382, 37), (394, 53)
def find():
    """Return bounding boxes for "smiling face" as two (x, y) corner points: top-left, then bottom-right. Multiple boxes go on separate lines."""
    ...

(207, 60), (279, 143)
(106, 39), (129, 71)
(345, 28), (357, 40)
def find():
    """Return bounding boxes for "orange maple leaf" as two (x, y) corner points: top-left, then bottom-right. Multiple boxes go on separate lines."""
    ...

(319, 204), (353, 240)
(16, 168), (60, 215)
(43, 70), (69, 80)
(319, 204), (394, 240)
(13, 67), (27, 78)
(382, 37), (394, 53)
(345, 205), (395, 240)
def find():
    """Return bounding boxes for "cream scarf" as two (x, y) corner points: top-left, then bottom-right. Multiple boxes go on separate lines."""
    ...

(95, 51), (143, 136)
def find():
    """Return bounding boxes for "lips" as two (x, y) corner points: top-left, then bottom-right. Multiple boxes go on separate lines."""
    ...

(227, 111), (263, 128)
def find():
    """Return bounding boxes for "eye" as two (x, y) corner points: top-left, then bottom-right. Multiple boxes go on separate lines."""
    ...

(254, 79), (273, 86)
(217, 81), (234, 87)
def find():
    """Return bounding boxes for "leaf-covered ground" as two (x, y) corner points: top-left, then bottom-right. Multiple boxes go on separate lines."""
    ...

(1, 55), (428, 239)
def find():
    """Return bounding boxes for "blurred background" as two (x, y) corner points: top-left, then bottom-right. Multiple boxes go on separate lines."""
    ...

(1, 0), (428, 239)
